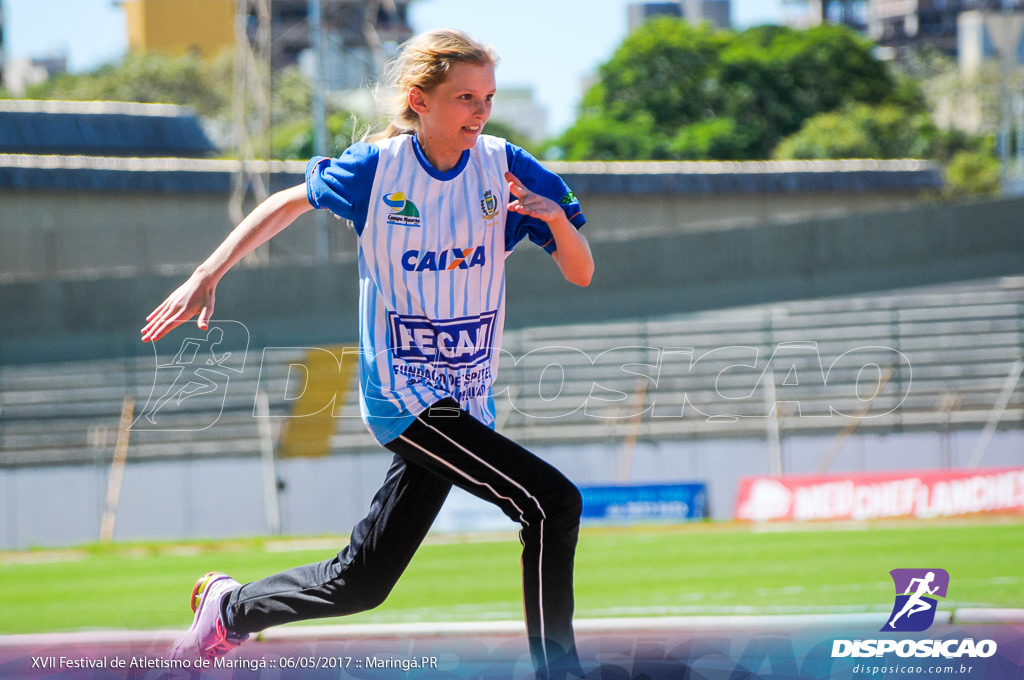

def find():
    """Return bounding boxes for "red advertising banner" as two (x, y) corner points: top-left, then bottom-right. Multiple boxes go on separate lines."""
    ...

(734, 466), (1024, 522)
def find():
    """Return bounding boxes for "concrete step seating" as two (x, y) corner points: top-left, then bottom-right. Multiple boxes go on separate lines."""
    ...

(491, 284), (1022, 443)
(1, 281), (1021, 467)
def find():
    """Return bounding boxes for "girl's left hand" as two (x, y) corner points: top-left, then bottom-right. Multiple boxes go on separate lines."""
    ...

(506, 171), (561, 223)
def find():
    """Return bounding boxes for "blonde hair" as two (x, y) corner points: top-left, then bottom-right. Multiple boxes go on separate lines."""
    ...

(370, 29), (499, 141)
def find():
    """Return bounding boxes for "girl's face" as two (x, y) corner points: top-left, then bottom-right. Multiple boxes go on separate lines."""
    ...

(411, 62), (496, 171)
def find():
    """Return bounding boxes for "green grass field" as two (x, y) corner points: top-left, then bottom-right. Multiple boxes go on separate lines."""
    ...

(1, 519), (1022, 635)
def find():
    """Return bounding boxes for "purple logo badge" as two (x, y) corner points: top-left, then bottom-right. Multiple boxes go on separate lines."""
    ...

(882, 569), (949, 632)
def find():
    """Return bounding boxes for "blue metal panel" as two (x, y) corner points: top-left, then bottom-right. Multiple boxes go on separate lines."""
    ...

(0, 110), (216, 157)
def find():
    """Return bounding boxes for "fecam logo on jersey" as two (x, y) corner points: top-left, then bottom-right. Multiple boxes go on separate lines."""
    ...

(388, 311), (497, 369)
(883, 568), (950, 632)
(401, 246), (487, 272)
(383, 192), (421, 227)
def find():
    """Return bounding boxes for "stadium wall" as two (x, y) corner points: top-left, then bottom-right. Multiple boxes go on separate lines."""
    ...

(2, 429), (1023, 549)
(2, 195), (1023, 364)
(0, 157), (937, 280)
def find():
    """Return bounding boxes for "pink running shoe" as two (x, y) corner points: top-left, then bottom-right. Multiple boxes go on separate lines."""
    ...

(170, 572), (248, 662)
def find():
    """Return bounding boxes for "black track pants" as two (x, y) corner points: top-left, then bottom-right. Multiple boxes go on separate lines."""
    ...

(223, 399), (583, 678)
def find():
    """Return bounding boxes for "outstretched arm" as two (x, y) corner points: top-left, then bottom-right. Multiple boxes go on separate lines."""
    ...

(141, 183), (313, 342)
(506, 171), (594, 287)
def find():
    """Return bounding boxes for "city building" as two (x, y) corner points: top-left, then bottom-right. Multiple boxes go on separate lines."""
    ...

(628, 2), (683, 32)
(681, 0), (730, 29)
(489, 86), (548, 145)
(864, 0), (1024, 58)
(958, 7), (1024, 76)
(118, 0), (414, 91)
(271, 0), (414, 89)
(121, 0), (235, 59)
(782, 1), (1024, 65)
(628, 1), (730, 32)
(868, 0), (963, 55)
(781, 0), (867, 31)
(3, 53), (68, 97)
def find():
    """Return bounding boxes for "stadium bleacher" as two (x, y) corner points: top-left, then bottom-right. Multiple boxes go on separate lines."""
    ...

(2, 278), (1021, 470)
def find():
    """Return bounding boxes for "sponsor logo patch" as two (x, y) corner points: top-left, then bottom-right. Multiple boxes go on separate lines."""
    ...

(383, 192), (421, 227)
(401, 246), (487, 272)
(388, 311), (498, 369)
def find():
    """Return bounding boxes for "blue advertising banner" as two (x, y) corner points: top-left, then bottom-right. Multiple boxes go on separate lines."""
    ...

(580, 483), (708, 522)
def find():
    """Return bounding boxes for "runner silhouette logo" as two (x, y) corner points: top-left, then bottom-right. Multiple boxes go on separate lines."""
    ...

(134, 321), (250, 432)
(883, 569), (950, 632)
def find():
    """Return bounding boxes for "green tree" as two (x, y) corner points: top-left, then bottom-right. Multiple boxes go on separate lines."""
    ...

(271, 111), (367, 159)
(893, 46), (1004, 135)
(267, 66), (362, 159)
(776, 102), (979, 163)
(592, 19), (727, 135)
(26, 51), (233, 119)
(19, 53), (364, 159)
(554, 111), (666, 161)
(717, 24), (898, 157)
(773, 103), (939, 159)
(943, 146), (1001, 198)
(670, 117), (749, 160)
(553, 19), (904, 161)
(773, 101), (996, 196)
(271, 66), (315, 127)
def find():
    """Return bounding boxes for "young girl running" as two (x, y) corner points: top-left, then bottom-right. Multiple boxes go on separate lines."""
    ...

(141, 28), (593, 680)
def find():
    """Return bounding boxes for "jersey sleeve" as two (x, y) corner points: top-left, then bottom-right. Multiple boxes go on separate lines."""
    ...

(306, 142), (379, 236)
(504, 143), (586, 254)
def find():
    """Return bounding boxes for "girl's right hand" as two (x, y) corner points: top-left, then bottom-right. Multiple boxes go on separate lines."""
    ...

(139, 183), (313, 344)
(140, 273), (217, 343)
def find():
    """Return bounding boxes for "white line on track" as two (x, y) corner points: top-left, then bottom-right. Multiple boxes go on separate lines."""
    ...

(4, 609), (1024, 650)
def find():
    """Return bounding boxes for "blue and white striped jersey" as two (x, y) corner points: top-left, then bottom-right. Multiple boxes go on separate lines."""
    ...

(306, 133), (585, 443)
